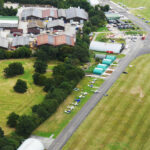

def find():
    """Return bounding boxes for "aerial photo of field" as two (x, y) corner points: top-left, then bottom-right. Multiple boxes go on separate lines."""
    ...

(63, 54), (150, 150)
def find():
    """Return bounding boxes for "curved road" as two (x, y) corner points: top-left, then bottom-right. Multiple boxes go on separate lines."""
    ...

(48, 1), (150, 150)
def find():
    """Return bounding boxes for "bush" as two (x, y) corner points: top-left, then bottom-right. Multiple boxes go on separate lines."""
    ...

(33, 60), (48, 74)
(7, 112), (19, 128)
(0, 127), (4, 138)
(14, 79), (27, 93)
(4, 62), (24, 78)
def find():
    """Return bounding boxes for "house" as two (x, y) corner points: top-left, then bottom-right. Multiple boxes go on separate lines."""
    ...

(65, 7), (88, 23)
(42, 8), (58, 20)
(28, 28), (40, 34)
(10, 29), (23, 36)
(12, 36), (29, 48)
(0, 16), (19, 29)
(89, 41), (124, 54)
(0, 37), (9, 49)
(37, 34), (75, 46)
(47, 20), (65, 31)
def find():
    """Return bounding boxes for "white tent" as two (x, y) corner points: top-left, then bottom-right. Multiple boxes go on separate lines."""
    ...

(17, 138), (44, 150)
(87, 0), (99, 6)
(89, 41), (123, 54)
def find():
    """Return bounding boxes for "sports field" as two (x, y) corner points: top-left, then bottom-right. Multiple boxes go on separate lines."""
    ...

(0, 58), (57, 134)
(63, 54), (150, 150)
(112, 0), (150, 21)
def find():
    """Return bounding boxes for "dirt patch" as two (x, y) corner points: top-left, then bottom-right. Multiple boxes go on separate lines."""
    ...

(130, 86), (144, 99)
(106, 70), (113, 74)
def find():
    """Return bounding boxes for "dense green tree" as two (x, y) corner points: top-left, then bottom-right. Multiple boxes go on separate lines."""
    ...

(16, 115), (36, 137)
(43, 78), (55, 92)
(34, 60), (48, 74)
(14, 79), (27, 93)
(0, 127), (4, 138)
(4, 62), (24, 78)
(32, 72), (47, 86)
(7, 112), (19, 128)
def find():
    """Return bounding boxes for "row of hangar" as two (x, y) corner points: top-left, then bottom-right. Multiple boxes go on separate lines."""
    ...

(93, 55), (116, 75)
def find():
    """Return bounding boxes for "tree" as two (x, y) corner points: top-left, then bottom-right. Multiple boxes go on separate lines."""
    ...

(7, 112), (19, 128)
(0, 127), (4, 138)
(16, 115), (36, 137)
(0, 0), (4, 8)
(14, 79), (27, 93)
(34, 60), (48, 74)
(32, 72), (47, 86)
(4, 62), (24, 78)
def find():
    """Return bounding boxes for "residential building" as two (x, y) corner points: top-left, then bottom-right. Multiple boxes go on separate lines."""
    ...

(12, 36), (29, 47)
(0, 37), (9, 49)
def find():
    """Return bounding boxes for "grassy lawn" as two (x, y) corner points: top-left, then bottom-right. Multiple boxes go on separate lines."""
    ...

(63, 54), (150, 150)
(112, 0), (150, 21)
(33, 77), (104, 138)
(0, 58), (57, 135)
(97, 26), (109, 32)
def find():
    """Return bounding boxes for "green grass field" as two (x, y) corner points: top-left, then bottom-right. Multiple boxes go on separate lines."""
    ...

(0, 58), (57, 135)
(112, 0), (150, 21)
(33, 77), (104, 138)
(63, 54), (150, 150)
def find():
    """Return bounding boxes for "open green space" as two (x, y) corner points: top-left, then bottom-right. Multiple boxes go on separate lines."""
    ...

(63, 54), (150, 150)
(97, 26), (109, 32)
(0, 58), (58, 135)
(112, 0), (150, 21)
(33, 77), (104, 138)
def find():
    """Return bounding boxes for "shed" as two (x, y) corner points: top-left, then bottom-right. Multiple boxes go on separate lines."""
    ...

(105, 12), (120, 20)
(106, 55), (116, 61)
(17, 138), (44, 150)
(102, 59), (112, 66)
(95, 54), (106, 60)
(89, 41), (123, 54)
(93, 68), (104, 75)
(97, 64), (108, 70)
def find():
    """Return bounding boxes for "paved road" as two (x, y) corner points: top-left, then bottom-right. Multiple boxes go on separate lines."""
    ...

(48, 2), (150, 150)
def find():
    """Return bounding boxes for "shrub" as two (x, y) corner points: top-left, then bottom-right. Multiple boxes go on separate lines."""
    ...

(7, 112), (19, 128)
(14, 79), (27, 93)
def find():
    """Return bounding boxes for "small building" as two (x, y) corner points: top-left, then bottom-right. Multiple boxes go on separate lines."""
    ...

(102, 59), (112, 66)
(28, 20), (44, 29)
(0, 37), (9, 49)
(89, 41), (123, 54)
(42, 8), (58, 20)
(10, 28), (23, 36)
(17, 138), (44, 150)
(0, 16), (19, 29)
(37, 34), (75, 46)
(106, 55), (116, 61)
(93, 68), (104, 75)
(97, 64), (108, 70)
(12, 36), (29, 48)
(95, 54), (106, 60)
(65, 7), (88, 23)
(105, 12), (120, 20)
(47, 19), (65, 31)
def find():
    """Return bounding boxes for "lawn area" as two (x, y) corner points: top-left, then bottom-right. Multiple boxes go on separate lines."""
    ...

(0, 58), (58, 135)
(33, 77), (104, 138)
(112, 0), (150, 21)
(97, 26), (109, 32)
(63, 54), (150, 150)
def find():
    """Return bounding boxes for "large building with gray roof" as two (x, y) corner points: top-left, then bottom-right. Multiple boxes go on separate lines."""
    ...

(12, 36), (29, 47)
(0, 37), (9, 49)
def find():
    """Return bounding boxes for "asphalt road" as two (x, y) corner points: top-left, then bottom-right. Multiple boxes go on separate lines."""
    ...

(48, 2), (150, 150)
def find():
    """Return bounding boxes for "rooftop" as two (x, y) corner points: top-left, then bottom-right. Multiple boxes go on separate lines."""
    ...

(0, 16), (19, 20)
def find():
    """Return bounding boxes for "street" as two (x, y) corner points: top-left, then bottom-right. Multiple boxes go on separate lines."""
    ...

(48, 1), (150, 150)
